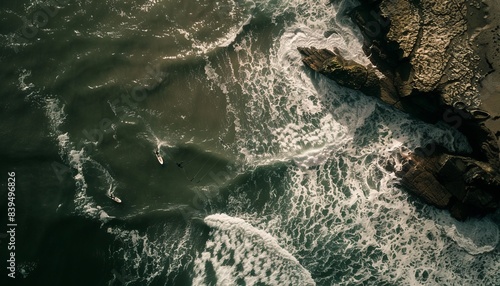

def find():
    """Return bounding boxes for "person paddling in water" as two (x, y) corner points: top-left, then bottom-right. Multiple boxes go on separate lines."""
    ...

(107, 192), (122, 203)
(155, 148), (164, 165)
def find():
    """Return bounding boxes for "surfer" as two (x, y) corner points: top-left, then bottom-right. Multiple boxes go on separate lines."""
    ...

(108, 193), (122, 204)
(155, 149), (164, 165)
(176, 161), (184, 168)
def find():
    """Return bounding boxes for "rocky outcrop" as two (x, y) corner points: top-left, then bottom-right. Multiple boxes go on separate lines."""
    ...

(298, 47), (379, 93)
(398, 148), (500, 220)
(297, 46), (435, 116)
(351, 0), (480, 105)
(298, 0), (500, 219)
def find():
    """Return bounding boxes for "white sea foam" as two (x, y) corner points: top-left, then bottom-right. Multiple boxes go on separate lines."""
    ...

(44, 98), (116, 221)
(137, 0), (256, 58)
(18, 69), (35, 91)
(222, 150), (500, 285)
(200, 0), (379, 166)
(107, 221), (197, 285)
(198, 0), (499, 285)
(30, 0), (500, 285)
(18, 261), (37, 279)
(437, 214), (499, 255)
(193, 214), (315, 285)
(188, 17), (254, 56)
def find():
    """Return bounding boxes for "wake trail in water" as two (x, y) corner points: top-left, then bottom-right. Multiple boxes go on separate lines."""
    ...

(44, 97), (115, 220)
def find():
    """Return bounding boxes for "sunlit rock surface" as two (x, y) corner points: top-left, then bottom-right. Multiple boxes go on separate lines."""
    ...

(299, 0), (500, 219)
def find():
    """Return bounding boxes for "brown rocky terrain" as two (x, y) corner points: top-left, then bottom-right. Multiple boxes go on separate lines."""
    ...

(298, 0), (500, 219)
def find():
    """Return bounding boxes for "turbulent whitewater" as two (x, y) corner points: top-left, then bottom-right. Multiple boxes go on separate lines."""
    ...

(1, 0), (499, 285)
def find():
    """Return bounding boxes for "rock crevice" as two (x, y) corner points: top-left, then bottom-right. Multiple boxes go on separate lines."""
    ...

(298, 0), (500, 219)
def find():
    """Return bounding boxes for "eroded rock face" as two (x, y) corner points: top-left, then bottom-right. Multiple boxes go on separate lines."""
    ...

(297, 47), (383, 99)
(298, 0), (500, 219)
(352, 0), (480, 105)
(398, 149), (500, 220)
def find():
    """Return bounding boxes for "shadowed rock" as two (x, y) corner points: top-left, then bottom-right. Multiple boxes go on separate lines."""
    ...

(398, 148), (500, 220)
(297, 46), (400, 106)
(298, 0), (500, 219)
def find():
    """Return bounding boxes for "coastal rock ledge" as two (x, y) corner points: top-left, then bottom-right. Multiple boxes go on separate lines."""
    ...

(298, 0), (500, 219)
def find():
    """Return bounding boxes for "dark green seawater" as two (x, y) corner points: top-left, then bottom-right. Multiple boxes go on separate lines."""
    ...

(1, 0), (500, 285)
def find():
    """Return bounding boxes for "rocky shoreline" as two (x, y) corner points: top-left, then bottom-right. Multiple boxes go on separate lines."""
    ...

(299, 0), (500, 220)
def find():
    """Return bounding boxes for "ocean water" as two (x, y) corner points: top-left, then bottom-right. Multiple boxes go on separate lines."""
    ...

(1, 0), (499, 285)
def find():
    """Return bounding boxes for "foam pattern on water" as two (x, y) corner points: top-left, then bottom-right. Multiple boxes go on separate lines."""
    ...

(221, 152), (499, 285)
(198, 0), (500, 285)
(193, 213), (315, 286)
(203, 0), (391, 166)
(436, 213), (500, 255)
(44, 97), (115, 220)
(113, 0), (254, 58)
(107, 219), (198, 286)
(20, 0), (500, 285)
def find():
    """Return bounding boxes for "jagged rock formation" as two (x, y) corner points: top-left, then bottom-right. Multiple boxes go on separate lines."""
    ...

(351, 0), (480, 106)
(299, 47), (379, 92)
(298, 0), (500, 219)
(398, 147), (500, 220)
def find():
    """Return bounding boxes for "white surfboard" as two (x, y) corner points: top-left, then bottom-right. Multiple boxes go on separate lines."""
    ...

(155, 150), (164, 165)
(108, 194), (122, 204)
